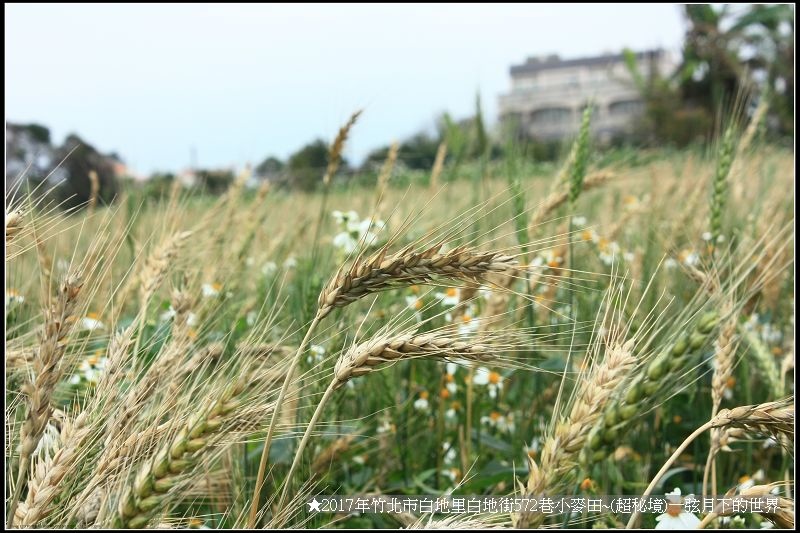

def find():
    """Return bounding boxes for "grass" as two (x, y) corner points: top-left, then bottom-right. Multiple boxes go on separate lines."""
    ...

(4, 121), (795, 530)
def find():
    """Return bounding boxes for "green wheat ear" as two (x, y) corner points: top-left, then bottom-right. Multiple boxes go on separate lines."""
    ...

(569, 105), (594, 207)
(709, 126), (738, 250)
(581, 310), (720, 465)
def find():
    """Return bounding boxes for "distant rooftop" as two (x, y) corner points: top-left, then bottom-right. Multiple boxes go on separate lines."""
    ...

(510, 49), (666, 76)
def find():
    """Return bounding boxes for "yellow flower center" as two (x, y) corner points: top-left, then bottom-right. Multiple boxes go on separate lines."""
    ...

(489, 411), (501, 421)
(488, 371), (501, 384)
(86, 312), (100, 320)
(419, 391), (429, 400)
(672, 415), (682, 424)
(667, 502), (683, 517)
(410, 285), (420, 294)
(738, 474), (751, 484)
(450, 401), (461, 411)
(726, 376), (736, 389)
(446, 288), (458, 297)
(581, 230), (593, 242)
(580, 478), (593, 491)
(414, 299), (423, 310)
(445, 374), (454, 383)
(211, 282), (222, 291)
(462, 314), (472, 323)
(439, 388), (450, 399)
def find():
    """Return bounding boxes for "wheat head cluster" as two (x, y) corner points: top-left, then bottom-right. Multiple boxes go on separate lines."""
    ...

(4, 107), (795, 530)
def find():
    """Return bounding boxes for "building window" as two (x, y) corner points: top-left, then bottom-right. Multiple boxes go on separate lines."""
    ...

(608, 99), (644, 116)
(531, 107), (572, 125)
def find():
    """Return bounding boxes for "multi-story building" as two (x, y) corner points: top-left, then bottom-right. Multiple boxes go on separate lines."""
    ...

(499, 49), (675, 142)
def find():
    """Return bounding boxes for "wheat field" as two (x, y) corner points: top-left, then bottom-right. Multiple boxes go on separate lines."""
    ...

(4, 110), (795, 529)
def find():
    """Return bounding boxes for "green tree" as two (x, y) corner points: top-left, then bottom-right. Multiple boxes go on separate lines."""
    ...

(56, 134), (120, 209)
(287, 139), (347, 190)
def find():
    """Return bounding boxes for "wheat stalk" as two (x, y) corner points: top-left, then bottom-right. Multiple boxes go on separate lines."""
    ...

(14, 411), (91, 526)
(515, 340), (635, 528)
(318, 243), (517, 319)
(322, 110), (362, 186)
(88, 170), (100, 213)
(429, 142), (447, 189)
(528, 172), (614, 233)
(276, 327), (502, 511)
(8, 274), (83, 527)
(6, 208), (24, 244)
(114, 376), (258, 528)
(628, 397), (794, 528)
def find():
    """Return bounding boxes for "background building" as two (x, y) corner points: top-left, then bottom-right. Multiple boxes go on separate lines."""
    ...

(499, 49), (676, 142)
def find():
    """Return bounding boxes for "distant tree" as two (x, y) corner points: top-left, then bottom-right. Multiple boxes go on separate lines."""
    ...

(678, 4), (793, 134)
(625, 5), (793, 144)
(287, 139), (342, 190)
(56, 134), (119, 209)
(195, 169), (235, 195)
(255, 156), (284, 177)
(22, 123), (51, 144)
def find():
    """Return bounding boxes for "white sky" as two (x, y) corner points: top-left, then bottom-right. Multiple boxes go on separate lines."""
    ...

(6, 3), (687, 174)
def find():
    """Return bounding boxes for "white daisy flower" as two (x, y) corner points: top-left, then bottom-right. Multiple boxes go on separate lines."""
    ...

(283, 256), (298, 269)
(572, 215), (587, 226)
(5, 289), (25, 309)
(261, 261), (278, 276)
(306, 344), (326, 365)
(664, 258), (678, 270)
(473, 367), (503, 399)
(442, 467), (460, 482)
(442, 442), (457, 464)
(435, 287), (460, 307)
(332, 232), (358, 254)
(655, 488), (701, 529)
(457, 313), (479, 339)
(202, 283), (221, 298)
(79, 314), (105, 332)
(682, 252), (700, 267)
(413, 392), (430, 411)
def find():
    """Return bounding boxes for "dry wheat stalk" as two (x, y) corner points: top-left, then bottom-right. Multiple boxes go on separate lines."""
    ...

(88, 170), (100, 213)
(429, 142), (447, 189)
(333, 330), (497, 389)
(740, 484), (794, 529)
(323, 110), (362, 186)
(629, 397), (794, 528)
(278, 327), (503, 510)
(375, 141), (399, 215)
(8, 274), (83, 527)
(528, 171), (614, 234)
(515, 340), (635, 529)
(6, 208), (23, 244)
(711, 397), (794, 440)
(14, 411), (91, 526)
(139, 231), (192, 303)
(311, 435), (355, 476)
(318, 243), (517, 319)
(705, 301), (739, 496)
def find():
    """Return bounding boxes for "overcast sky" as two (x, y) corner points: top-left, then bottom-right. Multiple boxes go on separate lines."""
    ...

(6, 4), (687, 174)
